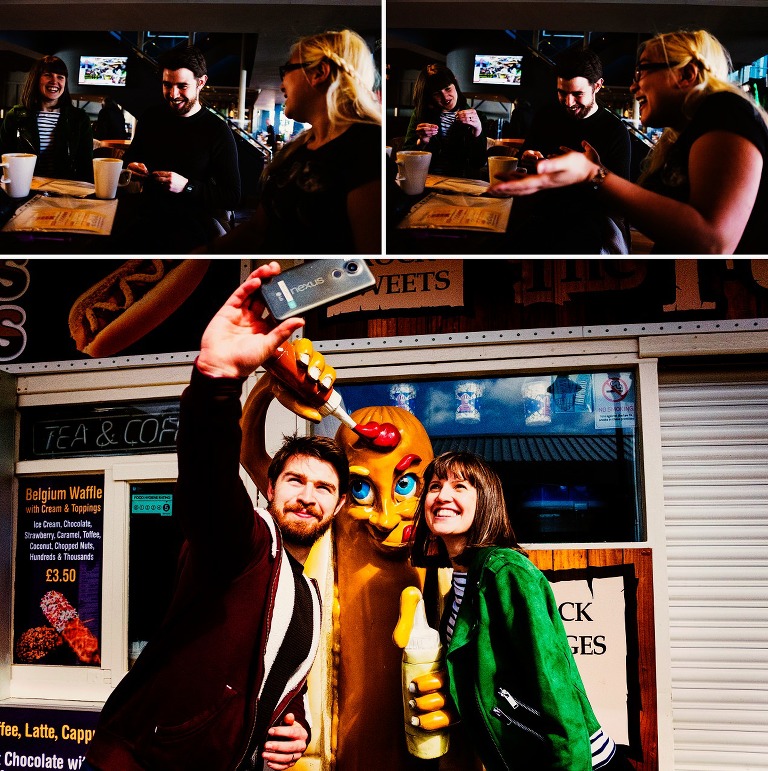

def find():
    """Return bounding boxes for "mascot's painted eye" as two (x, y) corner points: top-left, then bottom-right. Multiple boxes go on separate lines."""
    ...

(350, 477), (375, 505)
(394, 473), (418, 499)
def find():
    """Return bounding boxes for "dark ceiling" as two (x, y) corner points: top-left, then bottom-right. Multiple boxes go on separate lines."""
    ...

(1, 0), (765, 103)
(387, 0), (768, 70)
(0, 1), (381, 102)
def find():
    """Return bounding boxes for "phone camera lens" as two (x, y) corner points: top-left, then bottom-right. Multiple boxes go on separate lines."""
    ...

(346, 261), (359, 273)
(332, 270), (342, 279)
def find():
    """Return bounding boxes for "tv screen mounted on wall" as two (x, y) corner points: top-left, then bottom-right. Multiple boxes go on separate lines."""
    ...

(473, 54), (523, 85)
(78, 56), (128, 87)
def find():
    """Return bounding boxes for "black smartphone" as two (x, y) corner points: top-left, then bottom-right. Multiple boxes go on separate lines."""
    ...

(260, 259), (376, 321)
(518, 155), (539, 175)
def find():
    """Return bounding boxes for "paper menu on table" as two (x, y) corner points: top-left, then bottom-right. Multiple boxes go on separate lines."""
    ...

(2, 195), (117, 236)
(425, 175), (490, 196)
(398, 192), (512, 233)
(31, 176), (96, 197)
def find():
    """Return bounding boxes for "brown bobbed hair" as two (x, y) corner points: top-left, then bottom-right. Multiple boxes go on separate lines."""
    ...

(409, 451), (522, 568)
(412, 63), (468, 119)
(21, 56), (72, 110)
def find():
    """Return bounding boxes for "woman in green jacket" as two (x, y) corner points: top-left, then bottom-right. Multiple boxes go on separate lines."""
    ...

(0, 55), (93, 182)
(409, 451), (631, 770)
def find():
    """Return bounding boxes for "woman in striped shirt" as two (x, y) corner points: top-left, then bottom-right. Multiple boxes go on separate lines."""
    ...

(0, 55), (93, 181)
(409, 451), (631, 770)
(403, 63), (487, 178)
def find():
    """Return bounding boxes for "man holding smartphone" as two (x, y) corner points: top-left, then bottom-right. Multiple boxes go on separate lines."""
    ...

(117, 45), (241, 252)
(510, 48), (631, 253)
(84, 263), (348, 771)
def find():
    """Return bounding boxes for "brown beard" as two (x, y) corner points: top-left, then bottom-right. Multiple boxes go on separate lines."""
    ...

(565, 98), (595, 120)
(269, 502), (332, 547)
(168, 96), (197, 116)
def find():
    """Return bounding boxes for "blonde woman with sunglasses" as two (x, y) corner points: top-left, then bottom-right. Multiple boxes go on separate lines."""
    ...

(489, 30), (768, 254)
(210, 29), (381, 254)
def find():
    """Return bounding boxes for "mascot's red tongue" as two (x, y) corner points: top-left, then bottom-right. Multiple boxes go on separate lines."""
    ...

(354, 421), (401, 448)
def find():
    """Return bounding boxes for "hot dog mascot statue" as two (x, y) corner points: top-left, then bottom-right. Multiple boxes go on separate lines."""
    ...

(240, 338), (436, 770)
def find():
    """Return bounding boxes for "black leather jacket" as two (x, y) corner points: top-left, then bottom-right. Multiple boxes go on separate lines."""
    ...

(0, 103), (93, 181)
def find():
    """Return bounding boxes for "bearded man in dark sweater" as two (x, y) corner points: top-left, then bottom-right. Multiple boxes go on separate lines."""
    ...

(120, 46), (240, 252)
(510, 48), (631, 253)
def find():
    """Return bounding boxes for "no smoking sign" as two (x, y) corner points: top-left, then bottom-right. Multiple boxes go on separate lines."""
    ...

(593, 373), (635, 428)
(601, 377), (630, 403)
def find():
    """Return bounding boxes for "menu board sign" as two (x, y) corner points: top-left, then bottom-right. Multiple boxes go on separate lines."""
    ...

(13, 475), (104, 666)
(0, 705), (100, 768)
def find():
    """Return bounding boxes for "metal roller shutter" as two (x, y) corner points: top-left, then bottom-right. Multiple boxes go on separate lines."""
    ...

(659, 372), (768, 770)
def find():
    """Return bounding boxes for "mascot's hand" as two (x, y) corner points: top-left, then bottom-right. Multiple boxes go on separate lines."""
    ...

(269, 338), (337, 423)
(408, 671), (454, 730)
(395, 590), (454, 733)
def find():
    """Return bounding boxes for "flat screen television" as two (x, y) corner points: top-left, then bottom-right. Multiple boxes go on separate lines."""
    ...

(473, 54), (523, 86)
(78, 56), (128, 87)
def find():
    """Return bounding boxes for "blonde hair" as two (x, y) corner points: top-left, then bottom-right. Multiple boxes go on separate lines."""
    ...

(268, 29), (381, 172)
(639, 29), (768, 181)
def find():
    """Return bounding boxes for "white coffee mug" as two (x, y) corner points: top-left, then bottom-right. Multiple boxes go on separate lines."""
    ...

(488, 155), (519, 185)
(0, 153), (37, 198)
(395, 150), (431, 196)
(93, 158), (132, 199)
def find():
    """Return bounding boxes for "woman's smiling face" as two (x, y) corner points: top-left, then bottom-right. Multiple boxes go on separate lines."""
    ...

(431, 84), (458, 111)
(424, 471), (477, 555)
(39, 71), (66, 105)
(630, 45), (685, 128)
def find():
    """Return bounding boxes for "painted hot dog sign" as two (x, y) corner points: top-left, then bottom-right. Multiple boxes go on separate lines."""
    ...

(0, 259), (238, 365)
(67, 259), (211, 358)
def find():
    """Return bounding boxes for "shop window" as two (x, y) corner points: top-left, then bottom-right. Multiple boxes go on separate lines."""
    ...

(335, 371), (642, 543)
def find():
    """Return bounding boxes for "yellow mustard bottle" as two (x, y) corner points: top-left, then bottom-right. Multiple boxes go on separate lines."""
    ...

(393, 586), (450, 759)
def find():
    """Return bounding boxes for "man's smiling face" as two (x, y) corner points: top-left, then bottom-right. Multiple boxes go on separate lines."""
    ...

(268, 454), (345, 548)
(162, 67), (207, 116)
(556, 76), (602, 120)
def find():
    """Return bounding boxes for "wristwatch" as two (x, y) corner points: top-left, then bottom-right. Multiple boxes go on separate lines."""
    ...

(588, 165), (609, 190)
